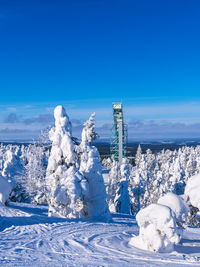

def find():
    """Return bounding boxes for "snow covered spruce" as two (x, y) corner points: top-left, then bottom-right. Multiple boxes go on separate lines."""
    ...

(0, 145), (25, 203)
(106, 158), (119, 212)
(130, 203), (180, 253)
(116, 144), (200, 216)
(157, 192), (189, 228)
(0, 175), (12, 205)
(79, 112), (110, 221)
(106, 157), (132, 214)
(23, 143), (48, 204)
(184, 173), (200, 226)
(114, 158), (131, 214)
(45, 105), (89, 218)
(45, 105), (110, 220)
(185, 173), (200, 211)
(130, 192), (189, 253)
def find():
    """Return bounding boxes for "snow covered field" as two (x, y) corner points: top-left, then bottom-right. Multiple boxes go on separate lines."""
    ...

(0, 106), (200, 266)
(0, 203), (200, 267)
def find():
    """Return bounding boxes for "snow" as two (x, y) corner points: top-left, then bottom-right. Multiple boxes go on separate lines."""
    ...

(1, 106), (200, 265)
(130, 203), (180, 253)
(0, 202), (200, 266)
(0, 175), (12, 204)
(80, 146), (110, 221)
(114, 158), (131, 214)
(46, 107), (109, 221)
(51, 165), (89, 218)
(46, 105), (89, 218)
(79, 113), (110, 221)
(80, 112), (98, 144)
(185, 173), (200, 210)
(114, 179), (130, 214)
(158, 192), (189, 224)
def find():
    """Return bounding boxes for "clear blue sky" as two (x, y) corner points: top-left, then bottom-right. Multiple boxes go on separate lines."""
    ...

(0, 0), (200, 141)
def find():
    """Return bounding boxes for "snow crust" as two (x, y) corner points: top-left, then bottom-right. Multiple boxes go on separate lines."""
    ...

(185, 173), (200, 210)
(130, 203), (180, 253)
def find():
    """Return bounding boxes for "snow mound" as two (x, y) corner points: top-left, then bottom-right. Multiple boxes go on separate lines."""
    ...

(130, 203), (180, 253)
(157, 192), (189, 224)
(185, 173), (200, 210)
(0, 175), (12, 205)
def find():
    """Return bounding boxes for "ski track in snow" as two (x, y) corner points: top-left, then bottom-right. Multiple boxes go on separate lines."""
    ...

(0, 203), (200, 266)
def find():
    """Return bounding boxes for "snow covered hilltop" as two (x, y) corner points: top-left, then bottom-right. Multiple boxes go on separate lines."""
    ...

(0, 105), (200, 265)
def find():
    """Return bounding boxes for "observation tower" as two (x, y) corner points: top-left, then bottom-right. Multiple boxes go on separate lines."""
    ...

(110, 103), (127, 164)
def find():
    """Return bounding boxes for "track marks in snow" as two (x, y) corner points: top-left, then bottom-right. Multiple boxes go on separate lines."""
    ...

(0, 204), (200, 266)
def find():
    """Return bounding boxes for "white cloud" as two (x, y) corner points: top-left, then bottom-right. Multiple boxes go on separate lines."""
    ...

(7, 107), (17, 112)
(1, 99), (200, 141)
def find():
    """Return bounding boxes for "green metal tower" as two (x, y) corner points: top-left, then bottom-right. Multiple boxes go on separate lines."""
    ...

(110, 103), (127, 164)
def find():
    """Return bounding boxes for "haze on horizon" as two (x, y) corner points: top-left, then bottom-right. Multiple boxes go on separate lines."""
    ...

(0, 0), (200, 141)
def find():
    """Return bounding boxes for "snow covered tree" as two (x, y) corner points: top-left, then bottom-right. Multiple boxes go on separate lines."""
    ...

(130, 203), (180, 252)
(1, 146), (26, 202)
(2, 147), (23, 181)
(114, 158), (131, 214)
(23, 143), (49, 204)
(129, 168), (144, 216)
(0, 175), (12, 205)
(45, 105), (89, 218)
(135, 144), (142, 167)
(157, 192), (189, 230)
(79, 112), (99, 173)
(169, 157), (185, 195)
(102, 157), (112, 169)
(106, 157), (119, 212)
(184, 173), (200, 227)
(79, 113), (110, 221)
(81, 112), (99, 144)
